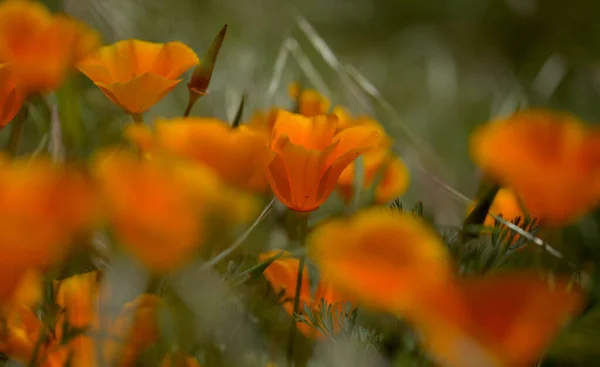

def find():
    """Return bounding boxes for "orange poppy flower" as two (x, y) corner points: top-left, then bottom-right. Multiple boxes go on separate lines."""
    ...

(288, 82), (331, 117)
(54, 271), (100, 329)
(92, 149), (255, 272)
(470, 109), (600, 225)
(308, 207), (455, 315)
(0, 156), (97, 301)
(259, 250), (352, 340)
(0, 64), (24, 127)
(125, 118), (270, 192)
(77, 39), (199, 115)
(337, 148), (410, 204)
(467, 188), (526, 228)
(264, 110), (380, 212)
(0, 0), (100, 92)
(419, 273), (584, 367)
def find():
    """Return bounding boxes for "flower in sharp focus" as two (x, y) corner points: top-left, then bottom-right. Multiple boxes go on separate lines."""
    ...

(308, 207), (455, 315)
(125, 117), (270, 192)
(0, 0), (100, 92)
(418, 273), (585, 367)
(470, 109), (600, 226)
(264, 110), (380, 212)
(337, 147), (410, 205)
(0, 64), (24, 127)
(78, 39), (199, 115)
(92, 149), (256, 273)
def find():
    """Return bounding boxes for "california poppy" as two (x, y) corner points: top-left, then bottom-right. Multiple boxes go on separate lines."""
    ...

(259, 250), (351, 340)
(470, 109), (600, 225)
(308, 207), (455, 314)
(419, 273), (584, 367)
(92, 149), (255, 272)
(337, 148), (410, 205)
(288, 82), (331, 117)
(125, 118), (270, 192)
(78, 39), (199, 115)
(264, 110), (380, 212)
(0, 156), (97, 302)
(0, 0), (99, 92)
(0, 64), (24, 127)
(54, 271), (100, 329)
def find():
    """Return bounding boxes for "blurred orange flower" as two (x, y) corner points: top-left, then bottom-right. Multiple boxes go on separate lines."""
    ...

(470, 109), (600, 225)
(260, 250), (352, 340)
(0, 0), (100, 92)
(308, 207), (455, 315)
(419, 273), (584, 367)
(288, 82), (331, 117)
(125, 118), (270, 192)
(93, 149), (255, 272)
(54, 271), (100, 329)
(78, 39), (199, 115)
(0, 156), (97, 302)
(337, 148), (410, 205)
(0, 64), (24, 127)
(264, 110), (380, 211)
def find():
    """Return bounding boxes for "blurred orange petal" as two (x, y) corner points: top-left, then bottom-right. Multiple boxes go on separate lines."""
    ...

(470, 109), (600, 225)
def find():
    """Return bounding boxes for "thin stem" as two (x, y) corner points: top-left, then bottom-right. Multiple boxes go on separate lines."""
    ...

(131, 113), (144, 125)
(27, 323), (48, 367)
(286, 211), (309, 366)
(7, 107), (28, 156)
(183, 90), (200, 117)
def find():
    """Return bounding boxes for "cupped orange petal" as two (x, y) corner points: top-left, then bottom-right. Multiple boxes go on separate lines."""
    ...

(78, 39), (198, 114)
(0, 63), (25, 127)
(55, 271), (99, 329)
(470, 109), (600, 225)
(271, 110), (338, 150)
(96, 73), (180, 115)
(308, 207), (455, 314)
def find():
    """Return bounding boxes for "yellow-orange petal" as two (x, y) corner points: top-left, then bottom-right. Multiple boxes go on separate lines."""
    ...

(375, 156), (410, 204)
(55, 272), (99, 328)
(470, 109), (600, 225)
(96, 73), (180, 115)
(271, 110), (338, 150)
(153, 118), (269, 192)
(308, 207), (454, 314)
(259, 250), (312, 315)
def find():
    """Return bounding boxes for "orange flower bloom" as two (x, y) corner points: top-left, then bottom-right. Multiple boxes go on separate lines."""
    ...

(264, 110), (380, 211)
(470, 109), (600, 225)
(92, 149), (255, 272)
(308, 207), (455, 315)
(125, 118), (269, 192)
(0, 64), (24, 127)
(0, 156), (97, 301)
(0, 0), (100, 92)
(468, 188), (525, 228)
(337, 148), (410, 204)
(419, 273), (584, 367)
(54, 271), (100, 329)
(78, 40), (199, 115)
(288, 82), (331, 117)
(260, 250), (353, 340)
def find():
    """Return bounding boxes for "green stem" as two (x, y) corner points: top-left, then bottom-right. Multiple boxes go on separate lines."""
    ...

(7, 107), (28, 156)
(286, 211), (309, 366)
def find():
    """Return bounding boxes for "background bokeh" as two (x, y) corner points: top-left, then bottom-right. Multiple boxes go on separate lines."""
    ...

(47, 0), (600, 225)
